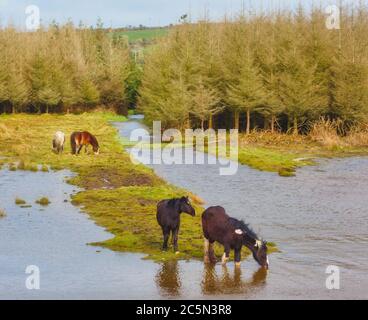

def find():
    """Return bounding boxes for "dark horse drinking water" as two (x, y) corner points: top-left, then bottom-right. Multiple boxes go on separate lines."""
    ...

(157, 197), (195, 253)
(202, 206), (269, 269)
(70, 131), (100, 155)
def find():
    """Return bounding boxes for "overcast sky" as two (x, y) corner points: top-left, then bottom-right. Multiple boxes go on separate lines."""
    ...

(0, 0), (359, 28)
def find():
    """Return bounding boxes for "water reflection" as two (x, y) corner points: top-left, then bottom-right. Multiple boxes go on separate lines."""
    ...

(155, 260), (268, 298)
(116, 118), (368, 299)
(155, 261), (182, 297)
(201, 265), (268, 296)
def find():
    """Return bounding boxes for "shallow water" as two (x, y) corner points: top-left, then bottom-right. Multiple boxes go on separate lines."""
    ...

(0, 165), (272, 299)
(1, 117), (367, 299)
(113, 118), (368, 299)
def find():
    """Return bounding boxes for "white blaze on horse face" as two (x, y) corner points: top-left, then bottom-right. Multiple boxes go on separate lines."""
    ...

(255, 240), (263, 248)
(235, 229), (243, 235)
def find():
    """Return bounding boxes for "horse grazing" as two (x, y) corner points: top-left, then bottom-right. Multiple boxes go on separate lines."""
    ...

(202, 206), (269, 269)
(157, 197), (196, 253)
(70, 131), (99, 155)
(52, 131), (65, 154)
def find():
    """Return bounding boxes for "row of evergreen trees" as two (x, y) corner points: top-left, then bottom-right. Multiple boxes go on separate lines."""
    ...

(138, 5), (368, 133)
(0, 23), (132, 114)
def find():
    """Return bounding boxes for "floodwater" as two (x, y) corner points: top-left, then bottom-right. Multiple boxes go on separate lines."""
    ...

(115, 116), (368, 299)
(0, 116), (367, 299)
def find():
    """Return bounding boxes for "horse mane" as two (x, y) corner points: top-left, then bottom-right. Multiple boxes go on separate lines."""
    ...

(167, 198), (181, 208)
(229, 218), (259, 240)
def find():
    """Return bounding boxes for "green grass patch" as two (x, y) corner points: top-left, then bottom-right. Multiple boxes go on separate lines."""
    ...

(0, 112), (278, 261)
(113, 28), (169, 43)
(0, 113), (220, 261)
(99, 112), (127, 122)
(15, 198), (26, 205)
(237, 147), (312, 176)
(17, 159), (38, 172)
(0, 209), (6, 218)
(36, 197), (51, 206)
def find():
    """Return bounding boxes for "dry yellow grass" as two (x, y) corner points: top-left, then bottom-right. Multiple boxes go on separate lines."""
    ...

(309, 118), (368, 148)
(345, 124), (368, 147)
(309, 118), (343, 147)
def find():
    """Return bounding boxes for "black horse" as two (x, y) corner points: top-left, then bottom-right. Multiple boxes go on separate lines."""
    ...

(157, 197), (195, 252)
(202, 206), (269, 269)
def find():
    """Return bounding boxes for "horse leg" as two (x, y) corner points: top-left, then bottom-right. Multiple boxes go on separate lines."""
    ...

(222, 245), (231, 265)
(204, 239), (209, 262)
(204, 239), (212, 263)
(208, 240), (217, 263)
(172, 227), (179, 253)
(234, 248), (241, 267)
(77, 145), (83, 155)
(85, 145), (88, 154)
(162, 228), (170, 251)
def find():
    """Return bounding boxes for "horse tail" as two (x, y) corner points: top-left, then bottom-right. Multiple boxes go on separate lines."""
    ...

(70, 132), (77, 155)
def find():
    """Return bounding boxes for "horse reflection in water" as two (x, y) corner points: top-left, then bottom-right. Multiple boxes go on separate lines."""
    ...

(201, 265), (268, 296)
(155, 261), (182, 297)
(155, 260), (267, 297)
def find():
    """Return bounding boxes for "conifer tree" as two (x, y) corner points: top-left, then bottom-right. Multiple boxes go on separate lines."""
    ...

(330, 56), (368, 123)
(0, 62), (9, 108)
(191, 80), (222, 129)
(79, 79), (100, 107)
(7, 66), (28, 113)
(226, 57), (266, 134)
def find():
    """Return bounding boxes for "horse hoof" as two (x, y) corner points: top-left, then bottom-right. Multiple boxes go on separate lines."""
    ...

(221, 254), (229, 265)
(175, 251), (180, 255)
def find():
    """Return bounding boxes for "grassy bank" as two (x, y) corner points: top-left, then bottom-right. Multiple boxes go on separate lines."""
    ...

(120, 122), (367, 177)
(0, 113), (276, 261)
(236, 129), (368, 176)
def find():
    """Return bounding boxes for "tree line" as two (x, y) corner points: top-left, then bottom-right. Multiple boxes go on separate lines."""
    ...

(0, 23), (132, 114)
(138, 5), (368, 134)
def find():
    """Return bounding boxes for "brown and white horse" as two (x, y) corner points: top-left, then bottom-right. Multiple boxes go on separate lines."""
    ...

(70, 131), (100, 155)
(202, 206), (269, 269)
